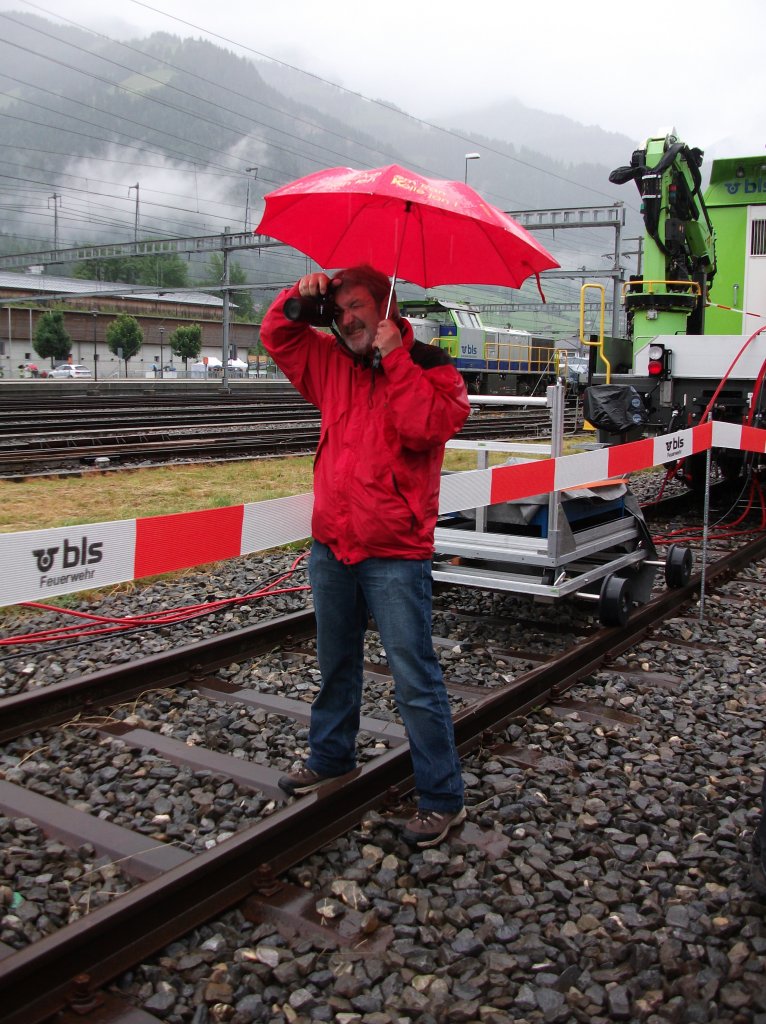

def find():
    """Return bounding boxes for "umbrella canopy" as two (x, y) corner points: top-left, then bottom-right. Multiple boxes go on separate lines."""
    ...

(255, 164), (559, 291)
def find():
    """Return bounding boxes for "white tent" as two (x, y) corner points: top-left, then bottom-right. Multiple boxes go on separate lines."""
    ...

(228, 358), (248, 369)
(190, 358), (223, 376)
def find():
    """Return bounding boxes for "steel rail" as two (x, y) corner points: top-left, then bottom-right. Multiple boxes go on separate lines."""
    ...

(0, 608), (317, 744)
(1, 533), (764, 1023)
(0, 414), (580, 475)
(0, 408), (570, 443)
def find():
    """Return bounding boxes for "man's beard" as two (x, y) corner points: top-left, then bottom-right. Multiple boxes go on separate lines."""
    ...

(340, 321), (374, 356)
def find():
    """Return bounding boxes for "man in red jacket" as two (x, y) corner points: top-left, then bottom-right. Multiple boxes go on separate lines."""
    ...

(261, 264), (470, 847)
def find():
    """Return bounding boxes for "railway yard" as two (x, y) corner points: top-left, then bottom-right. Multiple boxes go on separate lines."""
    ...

(0, 381), (578, 478)
(0, 385), (764, 1024)
(0, 4), (763, 1019)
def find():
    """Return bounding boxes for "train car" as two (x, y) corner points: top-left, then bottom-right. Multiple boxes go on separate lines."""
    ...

(400, 297), (559, 396)
(597, 134), (766, 476)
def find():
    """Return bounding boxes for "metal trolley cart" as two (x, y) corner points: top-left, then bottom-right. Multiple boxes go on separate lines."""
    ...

(433, 385), (692, 626)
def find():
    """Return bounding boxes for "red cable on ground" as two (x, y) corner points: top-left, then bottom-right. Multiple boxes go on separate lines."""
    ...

(652, 475), (766, 545)
(0, 553), (310, 648)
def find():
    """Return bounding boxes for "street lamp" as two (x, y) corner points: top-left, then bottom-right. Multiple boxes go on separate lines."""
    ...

(244, 166), (259, 232)
(464, 152), (480, 184)
(91, 309), (98, 381)
(159, 326), (164, 379)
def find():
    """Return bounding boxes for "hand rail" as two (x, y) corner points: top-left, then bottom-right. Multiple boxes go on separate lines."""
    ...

(579, 283), (611, 383)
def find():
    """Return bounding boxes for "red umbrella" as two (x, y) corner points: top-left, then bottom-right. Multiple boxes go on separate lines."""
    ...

(254, 164), (559, 298)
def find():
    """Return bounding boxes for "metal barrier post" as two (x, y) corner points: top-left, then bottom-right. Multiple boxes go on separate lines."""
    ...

(546, 382), (566, 563)
(699, 417), (712, 622)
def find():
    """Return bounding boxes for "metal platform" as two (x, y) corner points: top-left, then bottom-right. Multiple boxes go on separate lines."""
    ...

(435, 386), (659, 624)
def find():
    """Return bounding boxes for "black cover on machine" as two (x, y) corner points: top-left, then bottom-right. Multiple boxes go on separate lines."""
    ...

(583, 384), (648, 433)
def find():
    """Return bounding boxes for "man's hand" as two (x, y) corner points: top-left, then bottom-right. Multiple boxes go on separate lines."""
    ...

(298, 272), (338, 298)
(373, 319), (403, 361)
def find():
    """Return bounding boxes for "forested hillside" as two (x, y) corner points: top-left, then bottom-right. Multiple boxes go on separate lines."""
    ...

(0, 10), (641, 330)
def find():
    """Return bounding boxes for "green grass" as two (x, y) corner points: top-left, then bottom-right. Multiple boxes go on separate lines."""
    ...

(1, 450), (522, 534)
(1, 430), (603, 535)
(0, 457), (317, 533)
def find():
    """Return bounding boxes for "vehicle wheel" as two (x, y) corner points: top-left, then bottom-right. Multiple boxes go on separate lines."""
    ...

(716, 451), (744, 483)
(599, 575), (633, 627)
(665, 544), (693, 588)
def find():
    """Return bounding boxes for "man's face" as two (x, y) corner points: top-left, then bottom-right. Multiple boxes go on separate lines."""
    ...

(334, 284), (383, 357)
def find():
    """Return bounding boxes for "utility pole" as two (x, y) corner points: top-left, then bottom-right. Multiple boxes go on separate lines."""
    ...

(48, 193), (62, 250)
(611, 212), (623, 344)
(221, 227), (231, 389)
(244, 167), (258, 232)
(91, 309), (98, 381)
(625, 236), (644, 277)
(128, 183), (140, 241)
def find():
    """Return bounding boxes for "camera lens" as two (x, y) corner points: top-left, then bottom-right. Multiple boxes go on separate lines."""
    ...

(283, 297), (304, 322)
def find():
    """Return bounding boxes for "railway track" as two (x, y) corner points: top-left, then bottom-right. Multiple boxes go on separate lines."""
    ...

(0, 515), (763, 1024)
(0, 400), (582, 477)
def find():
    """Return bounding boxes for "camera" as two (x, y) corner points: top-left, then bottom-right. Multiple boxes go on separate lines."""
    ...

(283, 288), (337, 327)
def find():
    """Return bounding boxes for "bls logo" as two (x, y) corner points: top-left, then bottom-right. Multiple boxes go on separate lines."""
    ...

(665, 436), (686, 455)
(462, 344), (478, 355)
(32, 537), (103, 573)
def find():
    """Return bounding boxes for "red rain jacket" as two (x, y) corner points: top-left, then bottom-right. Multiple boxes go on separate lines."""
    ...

(261, 284), (470, 564)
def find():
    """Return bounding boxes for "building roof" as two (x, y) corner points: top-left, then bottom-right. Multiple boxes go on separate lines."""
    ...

(0, 270), (224, 307)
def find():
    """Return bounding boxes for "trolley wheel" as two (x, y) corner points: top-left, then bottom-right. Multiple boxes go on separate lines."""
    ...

(665, 544), (693, 588)
(599, 575), (633, 627)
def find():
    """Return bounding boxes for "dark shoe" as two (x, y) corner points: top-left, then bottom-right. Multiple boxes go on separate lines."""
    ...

(401, 806), (466, 847)
(278, 764), (339, 796)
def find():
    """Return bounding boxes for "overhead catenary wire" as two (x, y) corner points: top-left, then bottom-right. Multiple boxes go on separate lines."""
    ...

(0, 1), (641, 333)
(3, 2), (634, 212)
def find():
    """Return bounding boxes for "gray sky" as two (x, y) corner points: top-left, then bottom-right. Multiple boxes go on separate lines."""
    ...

(5, 0), (765, 157)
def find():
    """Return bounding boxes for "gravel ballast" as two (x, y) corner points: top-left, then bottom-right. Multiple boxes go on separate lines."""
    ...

(0, 471), (764, 1021)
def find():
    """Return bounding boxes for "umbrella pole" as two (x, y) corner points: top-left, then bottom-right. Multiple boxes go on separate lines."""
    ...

(385, 201), (411, 318)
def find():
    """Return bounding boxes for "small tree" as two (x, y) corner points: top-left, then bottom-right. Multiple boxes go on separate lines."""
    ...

(106, 314), (143, 375)
(34, 310), (72, 366)
(170, 324), (202, 369)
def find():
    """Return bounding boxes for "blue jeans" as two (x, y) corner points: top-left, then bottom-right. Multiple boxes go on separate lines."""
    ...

(306, 541), (464, 813)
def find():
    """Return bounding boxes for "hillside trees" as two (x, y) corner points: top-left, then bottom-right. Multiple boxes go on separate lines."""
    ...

(201, 254), (255, 322)
(72, 253), (189, 287)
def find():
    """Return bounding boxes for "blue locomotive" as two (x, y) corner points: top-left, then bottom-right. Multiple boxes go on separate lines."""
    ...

(399, 298), (560, 395)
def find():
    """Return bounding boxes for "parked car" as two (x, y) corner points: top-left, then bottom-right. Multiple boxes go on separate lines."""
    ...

(49, 364), (92, 379)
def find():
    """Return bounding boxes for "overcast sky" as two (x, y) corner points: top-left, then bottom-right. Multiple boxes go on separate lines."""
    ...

(5, 0), (765, 159)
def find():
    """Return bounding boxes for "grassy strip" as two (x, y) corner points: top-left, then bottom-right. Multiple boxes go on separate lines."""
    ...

(0, 450), (511, 534)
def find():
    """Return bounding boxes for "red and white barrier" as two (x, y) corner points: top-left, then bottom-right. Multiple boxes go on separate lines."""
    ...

(1, 421), (764, 608)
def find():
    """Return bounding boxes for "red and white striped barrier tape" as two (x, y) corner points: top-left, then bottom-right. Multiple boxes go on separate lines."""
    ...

(706, 301), (764, 320)
(1, 421), (764, 608)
